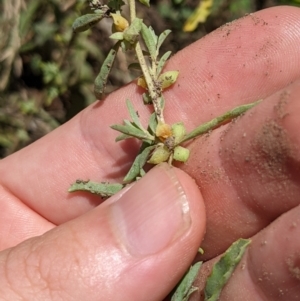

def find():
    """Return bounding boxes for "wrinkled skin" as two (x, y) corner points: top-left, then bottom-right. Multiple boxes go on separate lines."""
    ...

(0, 6), (300, 301)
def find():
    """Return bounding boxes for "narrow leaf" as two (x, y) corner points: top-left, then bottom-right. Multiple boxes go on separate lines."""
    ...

(204, 238), (251, 301)
(157, 51), (172, 76)
(141, 23), (157, 60)
(138, 0), (150, 7)
(182, 100), (262, 143)
(69, 180), (124, 198)
(148, 112), (157, 135)
(126, 99), (143, 129)
(123, 145), (156, 183)
(109, 32), (124, 40)
(94, 41), (121, 100)
(115, 134), (131, 142)
(111, 124), (152, 141)
(171, 261), (202, 301)
(157, 29), (171, 52)
(72, 13), (105, 33)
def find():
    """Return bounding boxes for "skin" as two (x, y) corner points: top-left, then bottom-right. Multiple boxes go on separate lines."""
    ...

(0, 5), (300, 301)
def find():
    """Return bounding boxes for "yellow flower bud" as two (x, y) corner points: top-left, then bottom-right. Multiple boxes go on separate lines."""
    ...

(147, 145), (170, 164)
(137, 76), (148, 89)
(111, 13), (129, 32)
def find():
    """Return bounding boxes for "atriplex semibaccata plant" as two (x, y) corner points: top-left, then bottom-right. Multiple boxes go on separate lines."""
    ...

(69, 0), (260, 197)
(70, 1), (255, 300)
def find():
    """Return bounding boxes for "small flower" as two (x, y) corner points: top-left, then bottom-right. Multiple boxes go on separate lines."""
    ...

(156, 122), (172, 140)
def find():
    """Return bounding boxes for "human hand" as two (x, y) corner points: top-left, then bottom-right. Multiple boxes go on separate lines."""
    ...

(0, 5), (300, 301)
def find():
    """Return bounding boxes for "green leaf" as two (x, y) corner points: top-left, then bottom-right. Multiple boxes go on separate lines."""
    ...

(182, 100), (262, 143)
(69, 180), (124, 198)
(111, 123), (152, 141)
(107, 0), (126, 11)
(123, 145), (156, 183)
(138, 0), (150, 7)
(126, 99), (143, 129)
(171, 261), (202, 301)
(157, 51), (172, 76)
(112, 99), (155, 142)
(141, 23), (157, 61)
(94, 41), (121, 100)
(72, 13), (105, 33)
(157, 29), (172, 52)
(148, 112), (158, 135)
(109, 32), (124, 40)
(115, 133), (131, 142)
(204, 238), (251, 301)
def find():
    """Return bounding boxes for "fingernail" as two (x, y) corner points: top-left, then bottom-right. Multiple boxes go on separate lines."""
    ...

(109, 164), (191, 256)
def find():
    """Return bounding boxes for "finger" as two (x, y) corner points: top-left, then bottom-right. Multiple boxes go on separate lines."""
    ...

(183, 79), (300, 260)
(191, 204), (300, 301)
(1, 6), (300, 225)
(0, 164), (206, 301)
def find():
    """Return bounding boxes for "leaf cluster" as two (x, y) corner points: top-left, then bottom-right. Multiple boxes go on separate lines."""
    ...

(0, 0), (102, 157)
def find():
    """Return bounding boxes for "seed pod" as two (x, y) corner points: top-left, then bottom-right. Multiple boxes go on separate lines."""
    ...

(147, 145), (170, 164)
(158, 70), (179, 90)
(111, 13), (129, 32)
(173, 146), (190, 162)
(172, 122), (186, 144)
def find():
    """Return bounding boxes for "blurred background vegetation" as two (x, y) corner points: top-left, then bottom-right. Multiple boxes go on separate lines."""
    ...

(0, 0), (299, 158)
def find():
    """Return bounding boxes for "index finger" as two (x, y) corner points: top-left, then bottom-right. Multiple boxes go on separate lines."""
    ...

(1, 6), (300, 226)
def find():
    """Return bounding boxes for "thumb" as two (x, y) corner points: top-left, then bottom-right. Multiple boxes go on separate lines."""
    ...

(0, 164), (206, 301)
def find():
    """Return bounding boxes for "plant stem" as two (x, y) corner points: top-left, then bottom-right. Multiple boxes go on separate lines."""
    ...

(181, 99), (262, 143)
(129, 0), (136, 22)
(128, 0), (165, 124)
